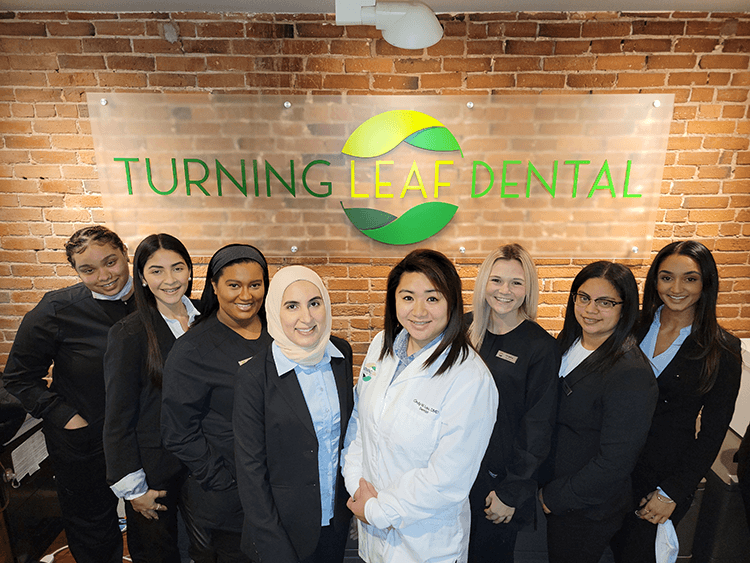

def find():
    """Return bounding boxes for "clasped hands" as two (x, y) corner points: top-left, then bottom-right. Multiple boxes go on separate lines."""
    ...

(347, 478), (378, 525)
(485, 490), (515, 524)
(635, 490), (675, 525)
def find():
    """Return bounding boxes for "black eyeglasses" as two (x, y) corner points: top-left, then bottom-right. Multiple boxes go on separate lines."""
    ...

(573, 292), (623, 310)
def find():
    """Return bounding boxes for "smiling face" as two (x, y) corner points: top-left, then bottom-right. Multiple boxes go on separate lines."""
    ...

(485, 259), (526, 330)
(212, 261), (265, 331)
(73, 242), (130, 297)
(396, 271), (449, 354)
(656, 254), (703, 319)
(279, 280), (326, 348)
(574, 277), (622, 350)
(142, 248), (190, 313)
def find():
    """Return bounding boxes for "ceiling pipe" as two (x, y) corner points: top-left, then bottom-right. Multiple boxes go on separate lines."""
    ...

(335, 0), (444, 50)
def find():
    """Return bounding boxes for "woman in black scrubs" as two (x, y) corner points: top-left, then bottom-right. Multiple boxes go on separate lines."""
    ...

(611, 241), (742, 563)
(539, 261), (658, 563)
(3, 225), (134, 563)
(234, 265), (354, 563)
(161, 244), (271, 563)
(104, 233), (201, 563)
(467, 244), (560, 563)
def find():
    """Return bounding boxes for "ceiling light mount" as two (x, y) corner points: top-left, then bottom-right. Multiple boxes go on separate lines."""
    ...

(335, 0), (443, 50)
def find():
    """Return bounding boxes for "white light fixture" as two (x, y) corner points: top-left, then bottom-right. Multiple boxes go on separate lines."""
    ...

(335, 0), (443, 50)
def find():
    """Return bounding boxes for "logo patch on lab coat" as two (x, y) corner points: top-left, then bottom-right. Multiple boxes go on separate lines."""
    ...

(361, 363), (377, 382)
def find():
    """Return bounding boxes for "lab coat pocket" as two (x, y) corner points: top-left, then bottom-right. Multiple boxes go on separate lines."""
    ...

(394, 402), (442, 465)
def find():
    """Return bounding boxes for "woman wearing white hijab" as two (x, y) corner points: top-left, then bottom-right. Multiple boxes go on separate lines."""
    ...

(234, 266), (354, 563)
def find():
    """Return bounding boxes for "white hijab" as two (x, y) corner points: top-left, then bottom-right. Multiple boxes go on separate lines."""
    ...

(266, 265), (332, 366)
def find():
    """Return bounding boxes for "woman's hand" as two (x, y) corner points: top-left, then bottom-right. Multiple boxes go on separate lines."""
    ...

(130, 489), (168, 520)
(635, 490), (675, 525)
(347, 478), (378, 525)
(539, 489), (551, 515)
(485, 490), (516, 524)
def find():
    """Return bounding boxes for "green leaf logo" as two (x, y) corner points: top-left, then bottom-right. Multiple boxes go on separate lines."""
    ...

(341, 201), (458, 246)
(342, 110), (462, 245)
(342, 110), (462, 158)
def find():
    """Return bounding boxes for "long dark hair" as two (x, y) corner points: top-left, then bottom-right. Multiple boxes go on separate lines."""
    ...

(557, 261), (642, 374)
(639, 240), (740, 393)
(195, 243), (269, 326)
(133, 233), (193, 388)
(380, 249), (470, 376)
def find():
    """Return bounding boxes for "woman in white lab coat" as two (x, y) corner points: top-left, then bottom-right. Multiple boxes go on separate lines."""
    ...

(342, 249), (498, 563)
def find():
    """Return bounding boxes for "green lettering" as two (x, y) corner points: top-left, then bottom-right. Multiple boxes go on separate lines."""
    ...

(302, 160), (332, 198)
(184, 159), (210, 196)
(501, 160), (521, 199)
(622, 160), (640, 198)
(145, 158), (178, 196)
(587, 160), (616, 198)
(564, 160), (590, 198)
(526, 160), (557, 198)
(216, 160), (247, 197)
(471, 161), (494, 198)
(265, 160), (295, 197)
(114, 157), (139, 195)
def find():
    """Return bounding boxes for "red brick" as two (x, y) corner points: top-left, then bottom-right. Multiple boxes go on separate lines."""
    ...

(668, 72), (709, 86)
(539, 23), (581, 38)
(567, 73), (617, 89)
(244, 22), (294, 39)
(197, 74), (245, 88)
(582, 21), (631, 37)
(722, 39), (749, 54)
(322, 74), (369, 90)
(107, 55), (155, 71)
(46, 21), (95, 36)
(94, 20), (146, 36)
(5, 135), (49, 149)
(196, 22), (244, 38)
(616, 73), (666, 87)
(687, 121), (737, 135)
(7, 54), (57, 70)
(329, 39), (369, 57)
(205, 56), (253, 72)
(82, 37), (132, 53)
(426, 40), (465, 57)
(498, 22), (537, 38)
(596, 55), (645, 70)
(182, 39), (231, 55)
(699, 54), (750, 69)
(245, 73), (293, 88)
(632, 20), (685, 36)
(99, 72), (148, 88)
(0, 21), (46, 36)
(394, 58), (440, 73)
(0, 71), (47, 87)
(516, 73), (565, 88)
(254, 56), (303, 72)
(371, 74), (420, 90)
(296, 23), (344, 38)
(543, 56), (595, 71)
(58, 54), (106, 69)
(623, 38), (672, 52)
(716, 88), (749, 102)
(493, 57), (541, 71)
(157, 56), (207, 72)
(304, 58), (343, 73)
(732, 72), (750, 86)
(344, 25), (380, 39)
(647, 54), (697, 70)
(232, 39), (281, 56)
(284, 39), (329, 56)
(133, 38), (183, 54)
(554, 40), (591, 55)
(444, 58), (492, 72)
(421, 73), (462, 89)
(467, 40), (505, 55)
(678, 151), (720, 165)
(346, 58), (394, 73)
(590, 39), (623, 54)
(442, 20), (468, 38)
(466, 74), (515, 89)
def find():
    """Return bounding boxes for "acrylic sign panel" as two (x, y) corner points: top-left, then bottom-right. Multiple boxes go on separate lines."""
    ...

(87, 93), (672, 258)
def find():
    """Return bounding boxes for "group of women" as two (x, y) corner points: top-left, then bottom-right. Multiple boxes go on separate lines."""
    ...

(2, 225), (743, 563)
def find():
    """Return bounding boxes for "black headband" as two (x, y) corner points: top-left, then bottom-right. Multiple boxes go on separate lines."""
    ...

(210, 245), (267, 278)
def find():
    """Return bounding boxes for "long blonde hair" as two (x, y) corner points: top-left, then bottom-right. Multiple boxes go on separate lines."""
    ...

(469, 244), (539, 350)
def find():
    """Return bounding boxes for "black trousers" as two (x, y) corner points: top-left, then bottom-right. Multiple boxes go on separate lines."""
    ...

(467, 470), (518, 563)
(124, 471), (209, 563)
(546, 509), (625, 563)
(184, 475), (254, 563)
(609, 510), (659, 563)
(44, 421), (123, 563)
(298, 523), (348, 563)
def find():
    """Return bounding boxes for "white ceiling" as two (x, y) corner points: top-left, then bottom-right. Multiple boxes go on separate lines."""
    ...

(3, 0), (749, 13)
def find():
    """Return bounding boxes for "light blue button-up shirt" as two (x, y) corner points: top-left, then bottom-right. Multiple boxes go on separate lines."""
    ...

(391, 329), (444, 383)
(640, 306), (692, 377)
(273, 341), (342, 526)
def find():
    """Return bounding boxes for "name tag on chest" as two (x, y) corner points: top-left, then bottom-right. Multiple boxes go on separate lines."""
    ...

(496, 350), (518, 364)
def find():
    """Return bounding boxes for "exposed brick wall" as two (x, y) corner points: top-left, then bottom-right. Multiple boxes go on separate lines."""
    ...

(1, 10), (748, 369)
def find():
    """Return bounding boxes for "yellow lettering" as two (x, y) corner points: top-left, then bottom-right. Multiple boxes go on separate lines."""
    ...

(350, 160), (368, 198)
(375, 160), (394, 199)
(400, 161), (427, 199)
(434, 161), (452, 198)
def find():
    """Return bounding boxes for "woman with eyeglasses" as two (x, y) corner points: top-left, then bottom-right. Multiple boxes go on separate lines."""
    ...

(539, 261), (658, 563)
(610, 241), (742, 563)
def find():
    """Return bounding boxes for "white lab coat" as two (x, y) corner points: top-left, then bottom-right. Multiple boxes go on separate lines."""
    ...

(342, 331), (498, 563)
